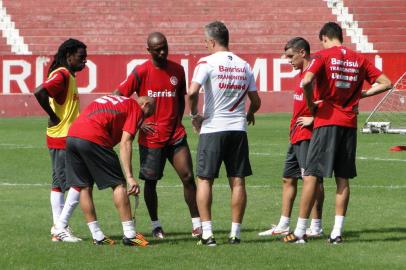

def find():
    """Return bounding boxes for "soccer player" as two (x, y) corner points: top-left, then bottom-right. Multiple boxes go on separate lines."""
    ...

(283, 22), (392, 244)
(34, 38), (87, 242)
(66, 95), (155, 246)
(114, 32), (201, 239)
(188, 21), (261, 246)
(258, 37), (324, 238)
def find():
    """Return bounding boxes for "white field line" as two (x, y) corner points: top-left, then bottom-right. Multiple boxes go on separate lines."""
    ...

(1, 182), (406, 190)
(1, 144), (406, 162)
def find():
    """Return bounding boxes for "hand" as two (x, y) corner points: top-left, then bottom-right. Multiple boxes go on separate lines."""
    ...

(352, 105), (359, 114)
(127, 177), (140, 195)
(48, 116), (60, 128)
(191, 114), (206, 133)
(296, 116), (314, 127)
(140, 122), (157, 134)
(247, 112), (255, 125)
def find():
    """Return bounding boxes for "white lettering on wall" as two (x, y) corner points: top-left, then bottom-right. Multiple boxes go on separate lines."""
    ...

(78, 60), (97, 93)
(35, 56), (50, 87)
(252, 58), (267, 92)
(3, 60), (31, 94)
(273, 58), (299, 92)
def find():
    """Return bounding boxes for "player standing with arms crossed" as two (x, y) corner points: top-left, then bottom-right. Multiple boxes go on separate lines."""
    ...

(34, 39), (87, 242)
(114, 32), (201, 239)
(283, 22), (392, 244)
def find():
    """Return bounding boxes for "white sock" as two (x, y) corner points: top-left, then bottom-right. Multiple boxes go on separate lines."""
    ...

(330, 215), (345, 238)
(87, 221), (105, 241)
(50, 190), (64, 224)
(192, 217), (202, 230)
(230, 222), (241, 238)
(151, 220), (162, 230)
(310, 219), (322, 231)
(202, 221), (213, 239)
(277, 216), (290, 229)
(122, 220), (136, 239)
(55, 188), (80, 229)
(294, 218), (308, 238)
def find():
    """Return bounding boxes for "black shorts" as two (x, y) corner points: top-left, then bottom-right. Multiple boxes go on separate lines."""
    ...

(304, 126), (357, 179)
(49, 149), (67, 191)
(196, 131), (252, 179)
(282, 140), (310, 179)
(65, 137), (126, 190)
(139, 136), (189, 181)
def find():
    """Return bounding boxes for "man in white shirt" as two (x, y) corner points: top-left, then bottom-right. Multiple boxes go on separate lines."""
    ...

(188, 21), (261, 246)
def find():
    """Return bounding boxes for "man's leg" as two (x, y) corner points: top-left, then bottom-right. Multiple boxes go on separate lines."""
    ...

(330, 177), (350, 240)
(228, 177), (247, 241)
(170, 144), (201, 234)
(79, 186), (110, 244)
(308, 182), (325, 236)
(197, 177), (214, 241)
(292, 175), (318, 239)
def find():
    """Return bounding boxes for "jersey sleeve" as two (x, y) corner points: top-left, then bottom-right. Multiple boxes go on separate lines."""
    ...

(363, 58), (382, 85)
(41, 71), (67, 98)
(307, 54), (324, 76)
(117, 68), (141, 97)
(192, 60), (210, 85)
(122, 100), (143, 136)
(179, 68), (187, 96)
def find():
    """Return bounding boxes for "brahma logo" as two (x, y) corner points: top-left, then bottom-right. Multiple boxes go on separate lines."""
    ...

(170, 76), (178, 86)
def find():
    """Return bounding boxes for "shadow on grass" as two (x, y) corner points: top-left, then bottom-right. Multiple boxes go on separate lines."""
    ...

(344, 227), (406, 243)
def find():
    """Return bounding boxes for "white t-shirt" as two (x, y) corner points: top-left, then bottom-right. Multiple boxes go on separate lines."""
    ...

(191, 51), (257, 134)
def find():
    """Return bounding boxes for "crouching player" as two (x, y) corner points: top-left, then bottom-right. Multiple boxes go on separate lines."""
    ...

(65, 95), (155, 246)
(258, 37), (324, 239)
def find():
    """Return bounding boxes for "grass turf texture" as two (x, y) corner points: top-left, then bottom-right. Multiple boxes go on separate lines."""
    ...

(0, 114), (405, 269)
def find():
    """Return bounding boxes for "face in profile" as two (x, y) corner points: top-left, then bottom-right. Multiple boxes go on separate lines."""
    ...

(285, 48), (305, 70)
(68, 48), (87, 72)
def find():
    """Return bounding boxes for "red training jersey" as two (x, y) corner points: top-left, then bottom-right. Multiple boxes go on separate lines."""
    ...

(307, 46), (382, 128)
(68, 95), (144, 148)
(290, 68), (313, 144)
(117, 60), (186, 148)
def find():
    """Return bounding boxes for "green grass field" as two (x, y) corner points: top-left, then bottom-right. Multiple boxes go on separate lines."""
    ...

(1, 114), (406, 269)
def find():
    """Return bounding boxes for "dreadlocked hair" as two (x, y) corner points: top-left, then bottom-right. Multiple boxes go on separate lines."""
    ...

(48, 38), (87, 76)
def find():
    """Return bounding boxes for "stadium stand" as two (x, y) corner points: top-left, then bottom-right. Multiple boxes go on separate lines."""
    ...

(2, 0), (354, 55)
(343, 0), (406, 52)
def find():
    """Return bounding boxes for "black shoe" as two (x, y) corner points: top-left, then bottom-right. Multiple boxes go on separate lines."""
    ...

(327, 235), (343, 244)
(228, 236), (241, 244)
(197, 236), (217, 246)
(152, 227), (165, 239)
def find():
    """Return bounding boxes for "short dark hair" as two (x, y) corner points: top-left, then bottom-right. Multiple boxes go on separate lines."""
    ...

(284, 37), (310, 55)
(204, 21), (229, 47)
(319, 22), (343, 43)
(48, 38), (87, 76)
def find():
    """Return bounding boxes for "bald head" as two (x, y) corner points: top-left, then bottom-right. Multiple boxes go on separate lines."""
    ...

(147, 32), (169, 67)
(147, 32), (167, 47)
(136, 96), (155, 118)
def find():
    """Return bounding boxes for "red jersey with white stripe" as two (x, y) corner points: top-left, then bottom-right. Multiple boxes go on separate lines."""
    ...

(117, 60), (186, 148)
(307, 46), (381, 128)
(192, 51), (257, 134)
(290, 69), (313, 144)
(68, 95), (144, 148)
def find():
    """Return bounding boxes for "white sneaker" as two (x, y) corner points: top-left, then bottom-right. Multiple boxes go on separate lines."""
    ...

(258, 224), (290, 236)
(52, 226), (82, 242)
(306, 227), (323, 237)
